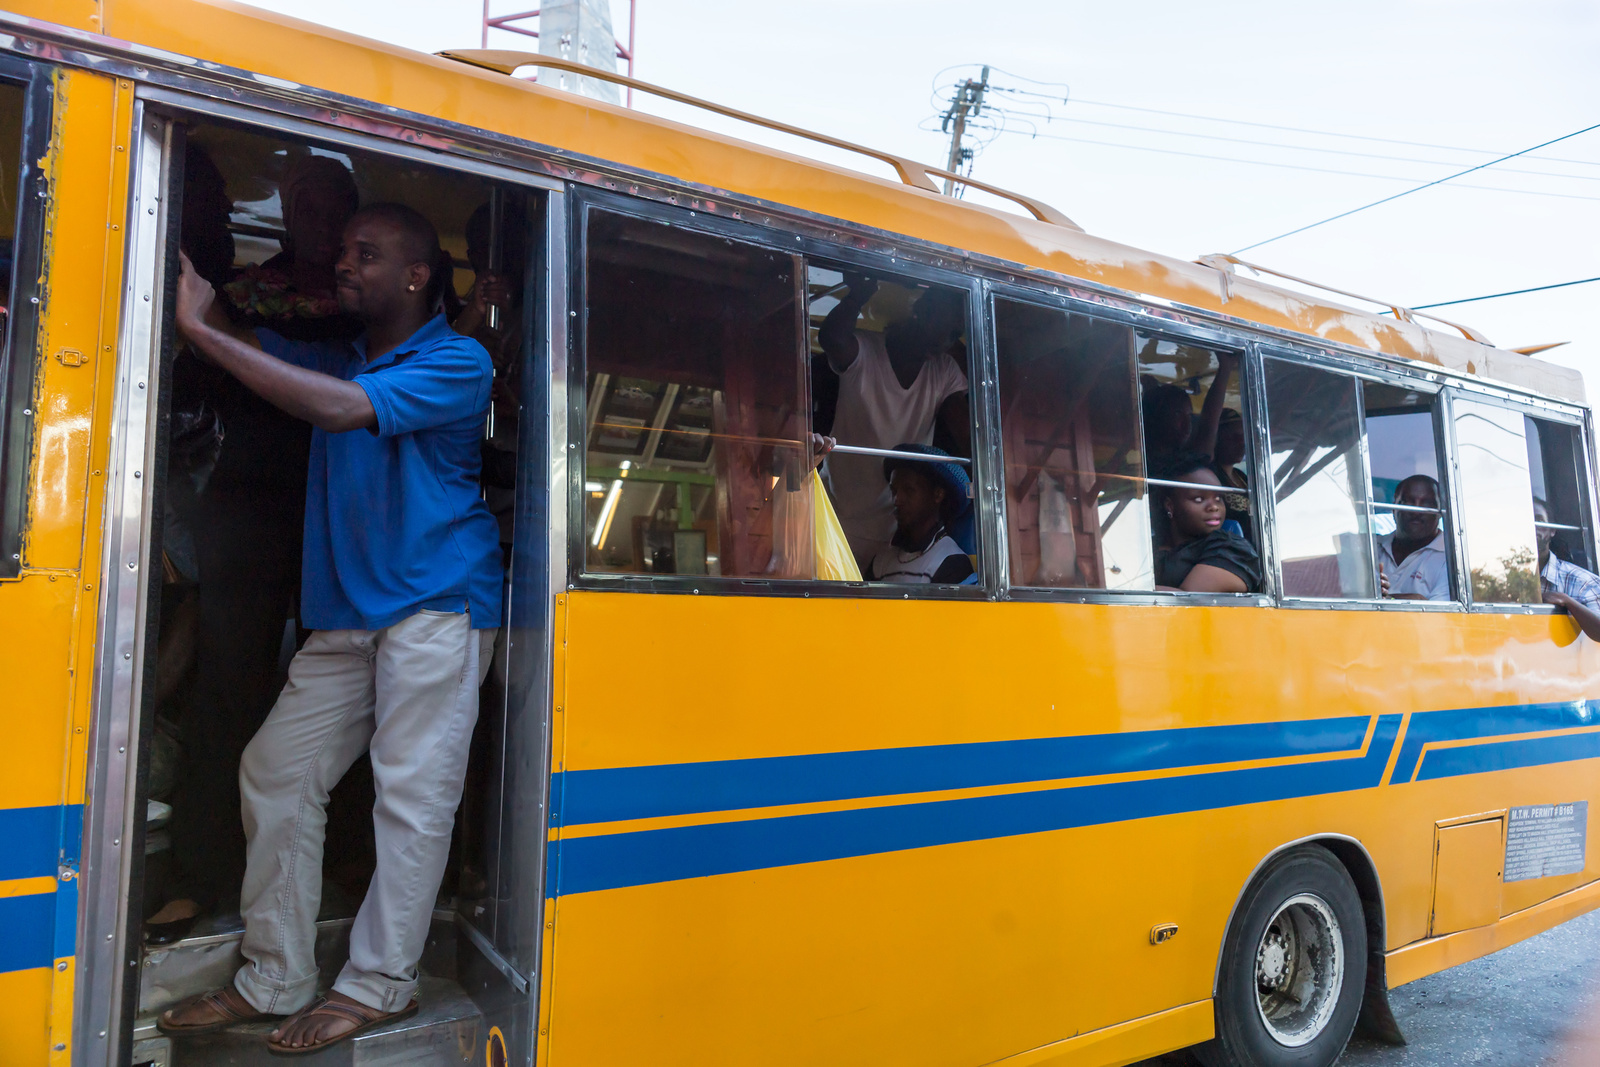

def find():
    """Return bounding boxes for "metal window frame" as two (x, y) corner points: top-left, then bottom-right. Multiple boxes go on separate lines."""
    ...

(1524, 412), (1599, 571)
(1255, 343), (1477, 613)
(1443, 385), (1587, 615)
(565, 186), (994, 602)
(0, 55), (55, 577)
(984, 281), (1270, 608)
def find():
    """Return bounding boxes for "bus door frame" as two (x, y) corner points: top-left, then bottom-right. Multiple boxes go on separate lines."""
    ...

(80, 104), (180, 1067)
(82, 81), (567, 1065)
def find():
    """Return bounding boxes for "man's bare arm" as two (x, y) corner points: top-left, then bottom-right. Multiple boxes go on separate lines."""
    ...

(1545, 589), (1600, 642)
(818, 275), (877, 374)
(1187, 351), (1236, 458)
(174, 251), (376, 434)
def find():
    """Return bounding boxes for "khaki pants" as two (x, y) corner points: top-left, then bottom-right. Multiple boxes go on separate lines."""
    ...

(232, 609), (495, 1014)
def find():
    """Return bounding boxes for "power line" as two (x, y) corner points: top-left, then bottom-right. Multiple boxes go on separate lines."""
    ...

(1231, 120), (1600, 254)
(1409, 276), (1600, 309)
(1037, 114), (1600, 182)
(1064, 96), (1600, 169)
(1016, 129), (1600, 202)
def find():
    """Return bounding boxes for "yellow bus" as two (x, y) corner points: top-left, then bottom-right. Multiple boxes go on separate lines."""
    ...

(2, 3), (1597, 1066)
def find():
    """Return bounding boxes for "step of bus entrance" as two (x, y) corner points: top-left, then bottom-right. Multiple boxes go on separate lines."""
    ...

(130, 976), (481, 1067)
(139, 908), (457, 1016)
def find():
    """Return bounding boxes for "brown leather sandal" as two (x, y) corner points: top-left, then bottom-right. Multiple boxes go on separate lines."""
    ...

(156, 985), (283, 1035)
(266, 994), (420, 1055)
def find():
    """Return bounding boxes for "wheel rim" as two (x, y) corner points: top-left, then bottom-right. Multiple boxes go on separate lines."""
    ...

(1253, 892), (1344, 1047)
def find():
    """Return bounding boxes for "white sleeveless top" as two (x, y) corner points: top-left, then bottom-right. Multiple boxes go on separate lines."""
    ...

(827, 330), (967, 559)
(867, 534), (970, 584)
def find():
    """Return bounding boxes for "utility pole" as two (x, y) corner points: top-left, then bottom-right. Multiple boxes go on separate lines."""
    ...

(940, 65), (990, 195)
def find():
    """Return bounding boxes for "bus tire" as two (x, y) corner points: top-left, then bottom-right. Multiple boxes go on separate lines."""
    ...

(1197, 845), (1367, 1067)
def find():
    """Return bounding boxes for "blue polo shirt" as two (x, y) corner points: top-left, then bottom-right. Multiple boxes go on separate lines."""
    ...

(258, 314), (503, 631)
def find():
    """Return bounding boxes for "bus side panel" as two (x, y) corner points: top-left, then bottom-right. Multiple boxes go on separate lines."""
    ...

(539, 591), (1600, 1067)
(0, 67), (131, 1067)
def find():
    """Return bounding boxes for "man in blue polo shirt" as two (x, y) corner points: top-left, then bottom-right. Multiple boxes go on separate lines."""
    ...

(159, 203), (502, 1052)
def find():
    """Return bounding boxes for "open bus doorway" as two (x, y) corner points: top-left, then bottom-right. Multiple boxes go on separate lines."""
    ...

(121, 114), (551, 1064)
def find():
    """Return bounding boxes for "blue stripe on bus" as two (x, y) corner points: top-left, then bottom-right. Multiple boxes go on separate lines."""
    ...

(551, 715), (1375, 827)
(0, 893), (55, 974)
(0, 805), (74, 881)
(54, 872), (77, 961)
(60, 803), (82, 867)
(549, 715), (1403, 896)
(1394, 701), (1599, 784)
(1415, 729), (1600, 782)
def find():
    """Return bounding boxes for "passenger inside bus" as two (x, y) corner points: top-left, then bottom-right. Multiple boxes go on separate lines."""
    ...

(455, 196), (527, 555)
(1377, 474), (1450, 600)
(1152, 452), (1260, 593)
(861, 445), (975, 584)
(1140, 350), (1238, 472)
(140, 121), (528, 986)
(1213, 407), (1251, 534)
(816, 273), (971, 567)
(1536, 498), (1600, 638)
(148, 150), (365, 944)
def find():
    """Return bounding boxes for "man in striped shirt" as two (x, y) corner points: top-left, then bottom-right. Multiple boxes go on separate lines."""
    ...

(1536, 499), (1600, 640)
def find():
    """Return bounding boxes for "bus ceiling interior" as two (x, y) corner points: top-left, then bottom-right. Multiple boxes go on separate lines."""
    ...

(131, 115), (544, 1055)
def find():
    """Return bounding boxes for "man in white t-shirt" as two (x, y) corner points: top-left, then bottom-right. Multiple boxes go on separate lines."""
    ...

(1377, 474), (1451, 600)
(818, 275), (970, 564)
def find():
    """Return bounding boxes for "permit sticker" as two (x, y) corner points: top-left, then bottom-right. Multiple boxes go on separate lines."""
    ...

(1504, 802), (1588, 882)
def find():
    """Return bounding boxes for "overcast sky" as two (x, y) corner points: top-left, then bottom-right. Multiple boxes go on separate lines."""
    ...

(270, 0), (1600, 397)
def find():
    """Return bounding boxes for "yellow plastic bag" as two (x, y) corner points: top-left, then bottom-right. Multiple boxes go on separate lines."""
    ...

(811, 472), (862, 582)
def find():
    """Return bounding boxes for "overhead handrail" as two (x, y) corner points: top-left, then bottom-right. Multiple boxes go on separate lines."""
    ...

(828, 443), (973, 467)
(436, 50), (1082, 231)
(1196, 253), (1492, 346)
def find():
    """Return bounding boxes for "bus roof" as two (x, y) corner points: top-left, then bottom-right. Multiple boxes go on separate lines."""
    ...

(23, 0), (1585, 403)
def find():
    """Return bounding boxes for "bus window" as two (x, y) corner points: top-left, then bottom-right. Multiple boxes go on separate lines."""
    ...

(994, 298), (1151, 590)
(806, 264), (975, 582)
(1137, 336), (1257, 594)
(1263, 359), (1373, 598)
(1525, 416), (1593, 572)
(1451, 395), (1541, 603)
(0, 78), (31, 572)
(1364, 382), (1453, 601)
(584, 211), (811, 578)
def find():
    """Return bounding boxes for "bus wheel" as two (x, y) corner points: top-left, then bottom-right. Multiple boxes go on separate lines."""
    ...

(1198, 846), (1367, 1067)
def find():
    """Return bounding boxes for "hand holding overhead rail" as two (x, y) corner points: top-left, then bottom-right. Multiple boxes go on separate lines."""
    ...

(435, 50), (1083, 231)
(1195, 253), (1492, 345)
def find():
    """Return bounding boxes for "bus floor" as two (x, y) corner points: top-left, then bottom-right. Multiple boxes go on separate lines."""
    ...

(1139, 906), (1600, 1066)
(131, 909), (480, 1066)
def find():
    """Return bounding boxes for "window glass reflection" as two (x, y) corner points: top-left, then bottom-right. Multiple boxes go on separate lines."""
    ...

(1526, 416), (1592, 572)
(1452, 396), (1540, 603)
(584, 211), (812, 578)
(994, 299), (1151, 589)
(1263, 359), (1373, 598)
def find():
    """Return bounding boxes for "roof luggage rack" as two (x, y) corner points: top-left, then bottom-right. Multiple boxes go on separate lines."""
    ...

(437, 49), (1082, 231)
(1197, 253), (1492, 345)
